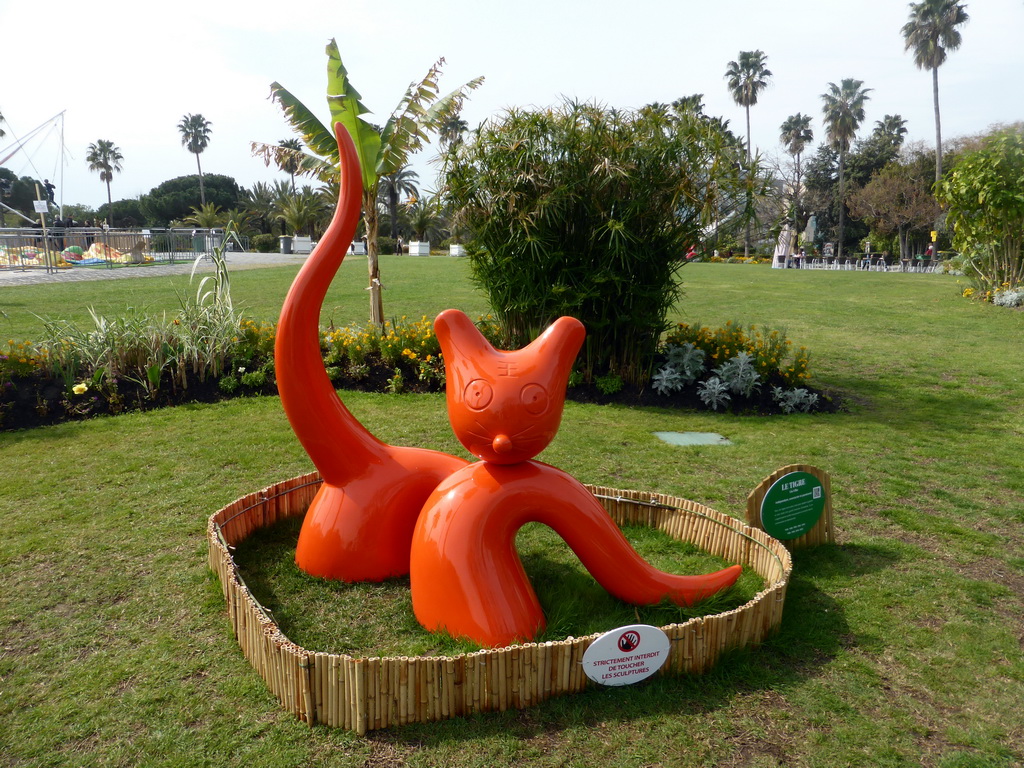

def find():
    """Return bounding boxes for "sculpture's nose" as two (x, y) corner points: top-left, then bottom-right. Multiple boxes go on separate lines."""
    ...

(491, 434), (513, 454)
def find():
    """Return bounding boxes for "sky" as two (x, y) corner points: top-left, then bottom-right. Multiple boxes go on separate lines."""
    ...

(1, 0), (1021, 212)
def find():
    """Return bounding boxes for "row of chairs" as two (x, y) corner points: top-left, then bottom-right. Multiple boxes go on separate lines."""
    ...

(797, 257), (942, 273)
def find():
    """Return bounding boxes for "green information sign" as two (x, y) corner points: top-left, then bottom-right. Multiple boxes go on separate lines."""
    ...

(759, 471), (826, 540)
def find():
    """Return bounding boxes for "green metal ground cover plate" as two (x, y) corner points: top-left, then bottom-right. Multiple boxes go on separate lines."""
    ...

(653, 431), (733, 446)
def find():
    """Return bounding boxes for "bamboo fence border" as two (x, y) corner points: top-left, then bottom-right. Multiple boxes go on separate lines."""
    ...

(207, 472), (793, 734)
(745, 464), (835, 548)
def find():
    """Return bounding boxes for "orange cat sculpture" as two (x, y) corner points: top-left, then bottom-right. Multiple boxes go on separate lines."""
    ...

(278, 123), (742, 646)
(409, 311), (743, 647)
(276, 123), (467, 582)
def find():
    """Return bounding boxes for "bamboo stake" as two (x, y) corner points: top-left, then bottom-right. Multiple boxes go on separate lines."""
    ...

(398, 657), (409, 725)
(353, 659), (367, 736)
(328, 654), (339, 728)
(454, 655), (465, 718)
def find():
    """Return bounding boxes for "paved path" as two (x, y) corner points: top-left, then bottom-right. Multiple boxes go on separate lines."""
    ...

(0, 253), (311, 286)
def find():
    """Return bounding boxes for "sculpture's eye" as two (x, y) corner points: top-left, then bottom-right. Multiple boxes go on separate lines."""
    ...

(520, 383), (548, 415)
(464, 379), (493, 411)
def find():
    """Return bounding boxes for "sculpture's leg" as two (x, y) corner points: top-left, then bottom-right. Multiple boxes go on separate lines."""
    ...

(410, 462), (742, 648)
(410, 464), (547, 647)
(296, 446), (467, 582)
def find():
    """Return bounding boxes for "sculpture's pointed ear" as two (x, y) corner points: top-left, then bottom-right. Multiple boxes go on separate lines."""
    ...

(434, 309), (495, 360)
(526, 316), (586, 370)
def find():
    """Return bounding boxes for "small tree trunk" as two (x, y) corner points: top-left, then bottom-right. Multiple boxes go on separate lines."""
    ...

(837, 150), (846, 262)
(389, 186), (399, 241)
(794, 151), (803, 232)
(196, 153), (206, 206)
(744, 106), (752, 259)
(363, 190), (384, 326)
(932, 66), (943, 186)
(932, 66), (946, 233)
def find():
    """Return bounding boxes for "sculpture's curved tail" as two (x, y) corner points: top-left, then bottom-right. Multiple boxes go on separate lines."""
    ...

(276, 123), (382, 483)
(411, 461), (743, 647)
(276, 123), (467, 581)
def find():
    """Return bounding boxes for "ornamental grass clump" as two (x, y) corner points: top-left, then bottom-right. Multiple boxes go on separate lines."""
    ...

(32, 227), (243, 402)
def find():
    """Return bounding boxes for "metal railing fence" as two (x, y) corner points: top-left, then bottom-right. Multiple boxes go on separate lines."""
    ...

(0, 227), (250, 271)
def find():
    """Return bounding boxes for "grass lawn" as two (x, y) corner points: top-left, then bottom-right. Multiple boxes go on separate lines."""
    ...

(0, 255), (489, 340)
(1, 261), (1022, 767)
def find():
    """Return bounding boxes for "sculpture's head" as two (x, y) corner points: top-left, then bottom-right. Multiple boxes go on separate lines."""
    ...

(435, 310), (585, 464)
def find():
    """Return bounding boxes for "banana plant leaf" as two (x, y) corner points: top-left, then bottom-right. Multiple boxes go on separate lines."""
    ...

(325, 39), (383, 192)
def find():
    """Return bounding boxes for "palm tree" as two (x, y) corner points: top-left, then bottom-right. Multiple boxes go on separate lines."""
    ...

(276, 186), (329, 238)
(725, 50), (772, 258)
(243, 182), (278, 234)
(779, 113), (814, 229)
(378, 166), (420, 241)
(725, 50), (773, 163)
(902, 0), (969, 184)
(178, 113), (213, 205)
(821, 79), (872, 260)
(183, 202), (225, 229)
(85, 139), (124, 225)
(438, 112), (469, 151)
(276, 138), (304, 193)
(252, 39), (483, 325)
(874, 114), (909, 150)
(406, 194), (441, 241)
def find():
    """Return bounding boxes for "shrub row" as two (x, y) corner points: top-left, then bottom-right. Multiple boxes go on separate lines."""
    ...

(0, 314), (824, 432)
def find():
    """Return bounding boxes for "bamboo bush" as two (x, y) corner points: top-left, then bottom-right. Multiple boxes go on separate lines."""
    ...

(443, 100), (761, 387)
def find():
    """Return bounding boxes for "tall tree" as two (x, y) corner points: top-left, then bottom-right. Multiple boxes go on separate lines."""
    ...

(821, 79), (872, 259)
(178, 113), (213, 205)
(252, 38), (483, 325)
(779, 113), (814, 229)
(276, 138), (304, 193)
(847, 162), (941, 260)
(902, 0), (969, 184)
(725, 51), (773, 162)
(725, 50), (772, 257)
(438, 112), (469, 151)
(85, 139), (124, 225)
(378, 165), (419, 241)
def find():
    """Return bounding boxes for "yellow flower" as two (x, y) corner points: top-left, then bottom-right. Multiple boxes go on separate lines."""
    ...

(73, 383), (88, 395)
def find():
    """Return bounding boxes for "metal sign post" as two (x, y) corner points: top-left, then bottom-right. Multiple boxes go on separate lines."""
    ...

(32, 188), (56, 274)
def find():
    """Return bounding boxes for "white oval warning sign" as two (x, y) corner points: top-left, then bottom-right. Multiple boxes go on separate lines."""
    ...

(582, 624), (671, 686)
